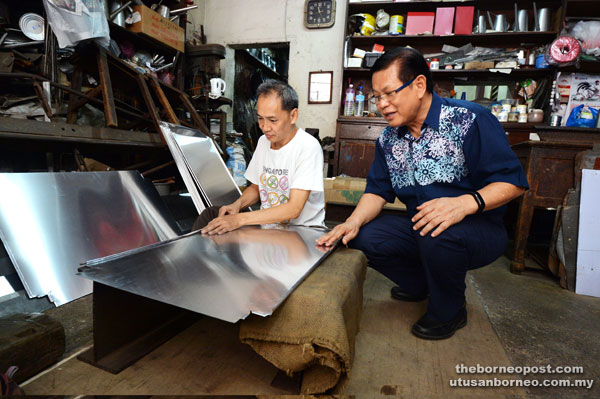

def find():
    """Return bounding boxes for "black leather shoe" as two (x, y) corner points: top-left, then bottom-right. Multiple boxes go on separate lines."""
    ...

(411, 305), (467, 340)
(390, 286), (428, 302)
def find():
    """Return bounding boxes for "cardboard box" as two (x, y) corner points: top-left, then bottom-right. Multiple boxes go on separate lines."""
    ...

(434, 7), (455, 36)
(454, 6), (474, 35)
(324, 177), (406, 211)
(405, 12), (435, 35)
(128, 5), (185, 53)
(465, 61), (495, 70)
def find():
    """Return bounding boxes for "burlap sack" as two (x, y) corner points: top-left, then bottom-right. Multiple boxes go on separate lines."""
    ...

(239, 247), (367, 394)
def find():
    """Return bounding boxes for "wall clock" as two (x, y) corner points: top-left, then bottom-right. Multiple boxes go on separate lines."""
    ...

(304, 0), (336, 29)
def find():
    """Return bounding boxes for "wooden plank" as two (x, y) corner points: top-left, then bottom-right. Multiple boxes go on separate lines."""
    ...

(69, 86), (103, 116)
(148, 77), (180, 125)
(97, 49), (118, 127)
(136, 74), (166, 144)
(179, 92), (210, 135)
(32, 81), (53, 120)
(66, 66), (83, 124)
(0, 118), (164, 147)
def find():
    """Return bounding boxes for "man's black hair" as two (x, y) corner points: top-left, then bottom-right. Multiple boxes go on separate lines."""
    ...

(256, 79), (299, 111)
(370, 47), (433, 93)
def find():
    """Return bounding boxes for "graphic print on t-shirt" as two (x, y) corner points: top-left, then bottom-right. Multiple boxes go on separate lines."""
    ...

(259, 166), (290, 210)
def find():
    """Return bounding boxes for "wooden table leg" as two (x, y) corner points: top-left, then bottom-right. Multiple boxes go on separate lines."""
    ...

(97, 49), (118, 127)
(511, 193), (535, 274)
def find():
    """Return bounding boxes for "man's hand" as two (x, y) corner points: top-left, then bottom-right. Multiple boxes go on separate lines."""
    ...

(201, 214), (243, 235)
(412, 195), (477, 237)
(316, 219), (361, 247)
(218, 202), (241, 217)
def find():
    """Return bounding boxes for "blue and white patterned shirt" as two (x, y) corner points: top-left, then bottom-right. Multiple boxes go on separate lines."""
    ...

(365, 93), (529, 222)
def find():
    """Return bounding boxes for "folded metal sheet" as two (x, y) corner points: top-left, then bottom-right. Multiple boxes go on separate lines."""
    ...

(160, 122), (242, 209)
(0, 171), (180, 305)
(162, 124), (207, 215)
(78, 225), (333, 323)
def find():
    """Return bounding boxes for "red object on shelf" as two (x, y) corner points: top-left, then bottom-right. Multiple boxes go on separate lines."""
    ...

(434, 7), (455, 36)
(454, 6), (474, 35)
(372, 43), (384, 53)
(405, 12), (435, 35)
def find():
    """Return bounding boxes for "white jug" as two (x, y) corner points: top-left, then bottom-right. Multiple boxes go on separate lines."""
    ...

(209, 78), (226, 99)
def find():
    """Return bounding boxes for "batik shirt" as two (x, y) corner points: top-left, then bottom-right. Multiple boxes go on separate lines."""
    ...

(365, 93), (529, 222)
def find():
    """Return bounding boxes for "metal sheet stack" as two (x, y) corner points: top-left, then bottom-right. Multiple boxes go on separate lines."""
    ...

(0, 171), (180, 305)
(160, 121), (242, 213)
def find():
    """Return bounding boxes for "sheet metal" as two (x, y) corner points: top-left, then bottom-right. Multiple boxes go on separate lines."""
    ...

(160, 122), (241, 210)
(0, 171), (180, 305)
(78, 225), (333, 323)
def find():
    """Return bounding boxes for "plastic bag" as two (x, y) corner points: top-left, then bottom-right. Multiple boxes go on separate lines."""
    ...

(570, 21), (600, 57)
(43, 0), (110, 49)
(566, 104), (599, 128)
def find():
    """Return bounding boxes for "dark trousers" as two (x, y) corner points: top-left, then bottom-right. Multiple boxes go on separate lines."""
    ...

(348, 213), (507, 322)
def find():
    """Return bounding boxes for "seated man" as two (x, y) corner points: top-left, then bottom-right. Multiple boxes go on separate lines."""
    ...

(196, 79), (325, 234)
(317, 47), (529, 340)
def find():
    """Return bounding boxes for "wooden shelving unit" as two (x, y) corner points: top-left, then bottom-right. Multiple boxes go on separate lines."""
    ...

(334, 0), (568, 177)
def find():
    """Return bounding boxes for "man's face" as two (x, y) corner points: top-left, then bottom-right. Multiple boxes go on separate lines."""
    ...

(257, 93), (298, 149)
(371, 63), (425, 128)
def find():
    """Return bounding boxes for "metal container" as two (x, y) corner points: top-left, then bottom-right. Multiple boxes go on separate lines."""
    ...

(110, 1), (125, 27)
(476, 15), (487, 33)
(517, 9), (529, 32)
(537, 8), (551, 31)
(157, 5), (170, 18)
(487, 12), (509, 32)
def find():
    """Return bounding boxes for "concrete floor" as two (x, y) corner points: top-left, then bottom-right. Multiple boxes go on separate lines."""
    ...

(468, 257), (600, 399)
(10, 253), (600, 398)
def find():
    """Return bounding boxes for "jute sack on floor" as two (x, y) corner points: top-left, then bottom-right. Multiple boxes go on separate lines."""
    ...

(239, 247), (367, 394)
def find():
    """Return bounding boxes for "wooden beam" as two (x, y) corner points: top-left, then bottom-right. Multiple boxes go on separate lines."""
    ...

(32, 81), (53, 120)
(179, 92), (211, 136)
(97, 49), (118, 127)
(148, 77), (180, 125)
(67, 66), (83, 124)
(136, 75), (166, 144)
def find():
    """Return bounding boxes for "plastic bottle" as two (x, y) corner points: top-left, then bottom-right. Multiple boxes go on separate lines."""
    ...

(354, 85), (365, 117)
(225, 138), (247, 186)
(344, 83), (355, 116)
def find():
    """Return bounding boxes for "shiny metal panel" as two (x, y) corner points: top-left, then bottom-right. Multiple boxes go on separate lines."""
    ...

(0, 171), (180, 305)
(78, 225), (334, 323)
(160, 122), (242, 208)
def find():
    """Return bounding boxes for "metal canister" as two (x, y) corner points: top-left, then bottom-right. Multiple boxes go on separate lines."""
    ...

(389, 15), (405, 35)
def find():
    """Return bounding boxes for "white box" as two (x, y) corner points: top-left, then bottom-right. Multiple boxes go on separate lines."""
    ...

(576, 169), (600, 297)
(348, 58), (363, 68)
(352, 48), (366, 58)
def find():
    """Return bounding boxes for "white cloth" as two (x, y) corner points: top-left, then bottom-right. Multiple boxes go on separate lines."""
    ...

(245, 129), (325, 227)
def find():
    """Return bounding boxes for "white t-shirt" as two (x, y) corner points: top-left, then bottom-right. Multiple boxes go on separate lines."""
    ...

(245, 128), (325, 227)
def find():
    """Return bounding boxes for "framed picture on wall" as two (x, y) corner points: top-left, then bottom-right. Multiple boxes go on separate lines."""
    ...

(308, 71), (333, 104)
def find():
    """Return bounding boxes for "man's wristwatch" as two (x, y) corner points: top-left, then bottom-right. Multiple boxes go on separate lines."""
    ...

(468, 191), (486, 214)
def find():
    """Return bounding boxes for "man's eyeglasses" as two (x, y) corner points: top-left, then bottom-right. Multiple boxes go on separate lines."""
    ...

(368, 76), (417, 105)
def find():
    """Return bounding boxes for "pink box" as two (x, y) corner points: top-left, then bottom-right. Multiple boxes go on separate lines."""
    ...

(454, 6), (474, 35)
(405, 12), (435, 35)
(434, 7), (455, 36)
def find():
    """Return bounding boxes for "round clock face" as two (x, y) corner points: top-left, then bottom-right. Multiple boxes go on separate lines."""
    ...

(305, 0), (335, 28)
